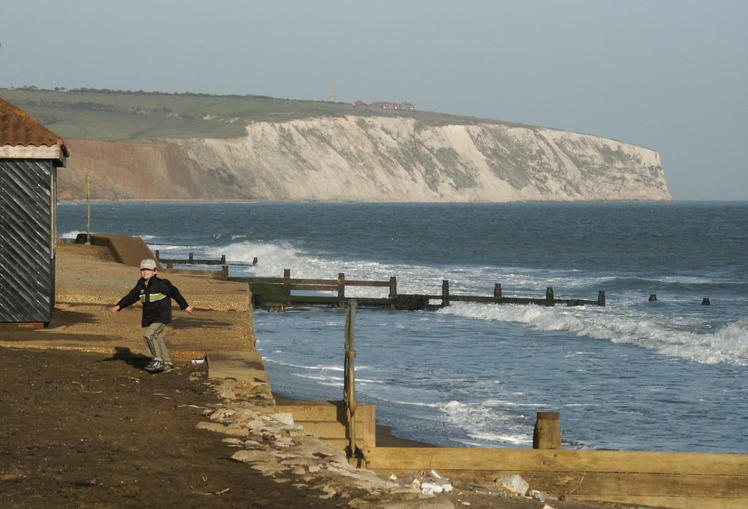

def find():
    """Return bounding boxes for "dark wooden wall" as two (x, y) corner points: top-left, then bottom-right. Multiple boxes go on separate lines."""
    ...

(0, 159), (57, 323)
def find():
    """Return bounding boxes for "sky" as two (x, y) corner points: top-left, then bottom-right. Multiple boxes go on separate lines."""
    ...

(1, 0), (746, 200)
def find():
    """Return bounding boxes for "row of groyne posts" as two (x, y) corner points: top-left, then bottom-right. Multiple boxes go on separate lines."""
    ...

(237, 268), (606, 311)
(154, 252), (717, 307)
(342, 299), (561, 461)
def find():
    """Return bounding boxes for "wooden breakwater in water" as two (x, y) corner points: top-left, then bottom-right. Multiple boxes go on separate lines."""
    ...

(215, 269), (744, 509)
(232, 269), (605, 310)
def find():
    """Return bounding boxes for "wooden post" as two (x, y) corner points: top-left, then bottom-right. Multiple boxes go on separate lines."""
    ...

(85, 173), (91, 245)
(546, 287), (555, 306)
(442, 280), (450, 306)
(220, 254), (226, 264)
(494, 283), (502, 303)
(338, 273), (346, 307)
(155, 249), (160, 260)
(389, 276), (398, 310)
(533, 412), (561, 449)
(598, 290), (606, 307)
(188, 252), (194, 264)
(344, 301), (358, 459)
(283, 268), (291, 281)
(221, 265), (228, 278)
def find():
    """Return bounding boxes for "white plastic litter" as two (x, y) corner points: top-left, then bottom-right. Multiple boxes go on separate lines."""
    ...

(420, 482), (453, 495)
(495, 473), (529, 496)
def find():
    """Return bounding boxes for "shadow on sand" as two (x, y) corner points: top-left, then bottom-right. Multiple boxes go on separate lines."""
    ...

(100, 346), (152, 369)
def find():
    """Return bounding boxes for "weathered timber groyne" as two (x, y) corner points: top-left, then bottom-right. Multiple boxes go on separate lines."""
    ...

(234, 269), (605, 311)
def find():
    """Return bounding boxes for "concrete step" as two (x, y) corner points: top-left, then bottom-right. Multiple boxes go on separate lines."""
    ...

(207, 350), (267, 382)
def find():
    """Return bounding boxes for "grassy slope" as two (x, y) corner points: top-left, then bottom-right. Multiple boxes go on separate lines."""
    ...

(0, 88), (510, 143)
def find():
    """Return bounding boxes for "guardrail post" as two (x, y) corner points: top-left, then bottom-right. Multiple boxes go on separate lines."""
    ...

(442, 280), (450, 306)
(546, 287), (555, 306)
(338, 273), (346, 307)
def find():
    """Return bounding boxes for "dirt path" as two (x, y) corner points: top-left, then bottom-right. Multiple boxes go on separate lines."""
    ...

(0, 346), (342, 509)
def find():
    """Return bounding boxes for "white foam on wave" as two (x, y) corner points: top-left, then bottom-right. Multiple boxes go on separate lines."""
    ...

(60, 230), (159, 242)
(292, 373), (343, 388)
(437, 400), (532, 446)
(203, 239), (605, 297)
(385, 399), (442, 409)
(439, 302), (748, 366)
(482, 398), (547, 408)
(262, 357), (344, 372)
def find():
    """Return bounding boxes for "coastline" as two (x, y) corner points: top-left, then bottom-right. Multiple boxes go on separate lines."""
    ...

(2, 238), (743, 507)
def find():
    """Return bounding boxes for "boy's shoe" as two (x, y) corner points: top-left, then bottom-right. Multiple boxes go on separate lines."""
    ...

(144, 359), (164, 373)
(160, 363), (176, 374)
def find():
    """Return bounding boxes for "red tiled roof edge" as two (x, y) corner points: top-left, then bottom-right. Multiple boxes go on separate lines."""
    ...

(0, 96), (69, 157)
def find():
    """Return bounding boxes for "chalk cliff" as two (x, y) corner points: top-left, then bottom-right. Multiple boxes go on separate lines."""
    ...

(61, 116), (670, 202)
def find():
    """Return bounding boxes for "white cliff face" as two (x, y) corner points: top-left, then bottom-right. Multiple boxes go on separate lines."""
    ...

(174, 116), (670, 202)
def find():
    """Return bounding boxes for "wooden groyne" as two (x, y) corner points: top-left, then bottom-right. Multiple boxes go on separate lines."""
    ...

(154, 250), (258, 267)
(235, 269), (605, 310)
(269, 302), (746, 509)
(155, 250), (226, 266)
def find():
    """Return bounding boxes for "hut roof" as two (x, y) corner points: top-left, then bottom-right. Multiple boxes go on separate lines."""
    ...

(0, 96), (69, 160)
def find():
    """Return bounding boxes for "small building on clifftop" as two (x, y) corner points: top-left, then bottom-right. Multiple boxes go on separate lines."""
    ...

(0, 97), (69, 326)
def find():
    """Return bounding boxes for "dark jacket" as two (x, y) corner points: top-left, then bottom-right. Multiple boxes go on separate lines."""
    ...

(116, 276), (190, 327)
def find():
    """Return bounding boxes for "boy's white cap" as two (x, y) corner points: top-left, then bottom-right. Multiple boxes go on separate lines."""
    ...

(139, 259), (158, 270)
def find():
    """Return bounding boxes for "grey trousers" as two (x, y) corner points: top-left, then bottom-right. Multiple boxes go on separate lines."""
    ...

(143, 322), (172, 363)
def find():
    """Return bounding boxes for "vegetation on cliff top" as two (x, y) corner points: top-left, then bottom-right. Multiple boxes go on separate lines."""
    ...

(0, 87), (510, 143)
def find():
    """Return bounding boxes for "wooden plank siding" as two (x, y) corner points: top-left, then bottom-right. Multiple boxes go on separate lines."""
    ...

(0, 159), (56, 323)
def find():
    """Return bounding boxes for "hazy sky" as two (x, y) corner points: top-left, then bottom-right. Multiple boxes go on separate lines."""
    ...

(1, 0), (746, 200)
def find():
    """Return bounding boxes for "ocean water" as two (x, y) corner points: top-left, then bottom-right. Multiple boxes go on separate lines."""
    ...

(58, 201), (748, 453)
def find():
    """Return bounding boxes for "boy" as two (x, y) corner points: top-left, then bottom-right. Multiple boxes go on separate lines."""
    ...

(111, 258), (193, 373)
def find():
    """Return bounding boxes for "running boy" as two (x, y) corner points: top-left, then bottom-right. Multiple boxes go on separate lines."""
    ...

(111, 258), (193, 373)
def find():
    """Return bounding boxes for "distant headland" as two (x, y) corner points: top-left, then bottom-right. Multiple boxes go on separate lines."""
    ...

(1, 87), (670, 202)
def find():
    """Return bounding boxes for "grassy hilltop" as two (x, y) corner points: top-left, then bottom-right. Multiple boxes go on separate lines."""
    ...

(0, 87), (491, 143)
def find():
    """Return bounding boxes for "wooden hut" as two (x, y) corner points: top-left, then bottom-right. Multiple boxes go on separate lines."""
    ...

(0, 97), (69, 326)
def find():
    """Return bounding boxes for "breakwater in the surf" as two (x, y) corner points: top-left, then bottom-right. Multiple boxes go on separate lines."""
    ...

(237, 269), (605, 310)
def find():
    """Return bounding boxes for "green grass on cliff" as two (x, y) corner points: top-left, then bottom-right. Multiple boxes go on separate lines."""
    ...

(0, 88), (502, 142)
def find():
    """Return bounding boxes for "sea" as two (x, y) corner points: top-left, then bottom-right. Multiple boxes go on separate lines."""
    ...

(58, 201), (747, 453)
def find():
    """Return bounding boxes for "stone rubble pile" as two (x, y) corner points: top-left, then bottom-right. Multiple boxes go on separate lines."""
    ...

(193, 376), (570, 508)
(194, 378), (441, 507)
